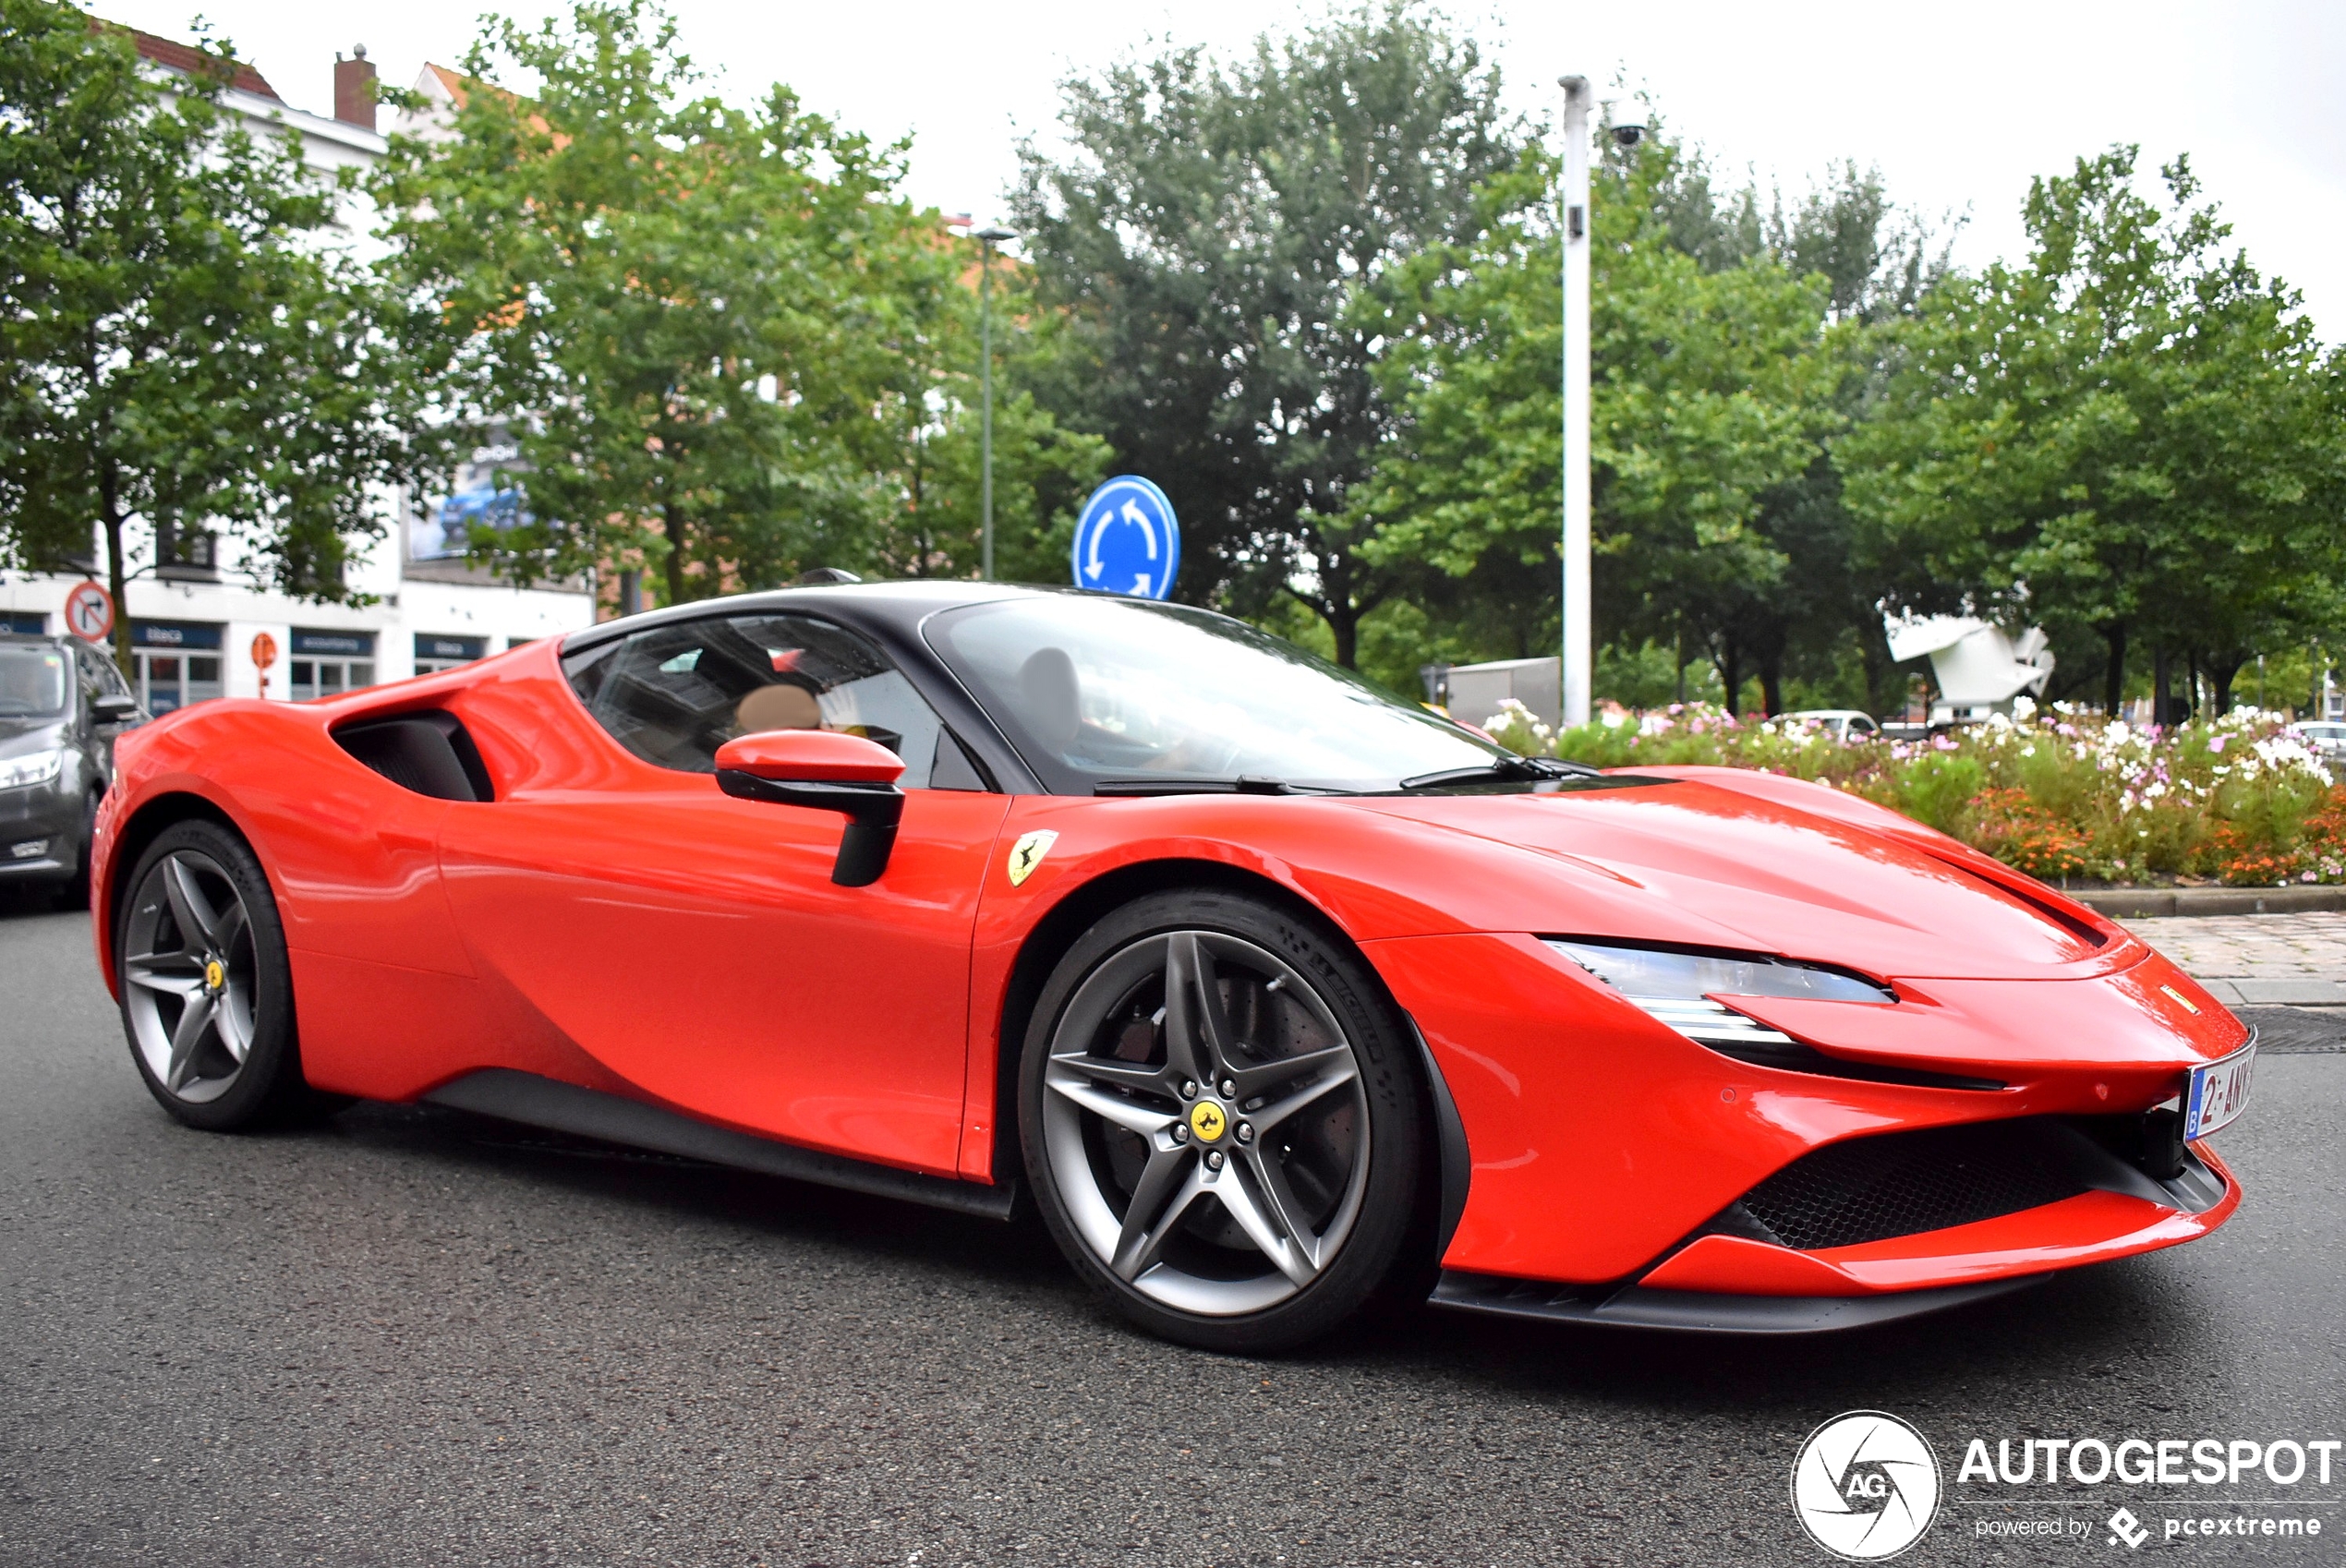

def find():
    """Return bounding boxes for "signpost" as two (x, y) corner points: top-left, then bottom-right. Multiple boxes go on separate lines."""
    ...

(1070, 476), (1180, 600)
(250, 631), (279, 700)
(1557, 75), (1593, 730)
(64, 581), (114, 644)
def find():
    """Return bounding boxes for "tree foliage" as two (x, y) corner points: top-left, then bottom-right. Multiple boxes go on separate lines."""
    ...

(1839, 147), (2346, 715)
(376, 0), (1103, 604)
(1348, 131), (1858, 709)
(852, 257), (1110, 585)
(1011, 1), (1521, 664)
(376, 0), (901, 602)
(0, 0), (412, 669)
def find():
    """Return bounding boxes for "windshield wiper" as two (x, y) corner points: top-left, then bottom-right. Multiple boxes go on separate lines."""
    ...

(1094, 775), (1341, 797)
(1397, 755), (1599, 791)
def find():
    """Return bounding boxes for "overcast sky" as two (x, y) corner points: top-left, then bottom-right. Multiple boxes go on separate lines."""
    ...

(94, 0), (2346, 336)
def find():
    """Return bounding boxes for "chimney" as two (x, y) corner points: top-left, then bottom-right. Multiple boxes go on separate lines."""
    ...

(333, 45), (376, 131)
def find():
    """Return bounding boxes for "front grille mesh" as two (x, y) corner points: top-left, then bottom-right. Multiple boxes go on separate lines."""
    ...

(1739, 1118), (2089, 1251)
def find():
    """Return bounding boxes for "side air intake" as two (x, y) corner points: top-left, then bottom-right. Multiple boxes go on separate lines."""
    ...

(333, 711), (495, 802)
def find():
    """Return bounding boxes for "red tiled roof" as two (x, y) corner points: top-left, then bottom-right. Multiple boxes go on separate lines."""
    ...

(420, 62), (562, 145)
(114, 23), (282, 102)
(420, 62), (470, 107)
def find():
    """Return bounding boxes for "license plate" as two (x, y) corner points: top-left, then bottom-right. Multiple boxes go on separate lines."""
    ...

(2183, 1043), (2255, 1141)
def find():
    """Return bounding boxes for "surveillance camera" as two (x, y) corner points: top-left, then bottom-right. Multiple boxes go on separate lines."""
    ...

(1612, 124), (1647, 150)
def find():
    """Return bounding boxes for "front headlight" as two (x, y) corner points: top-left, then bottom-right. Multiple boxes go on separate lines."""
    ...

(1547, 938), (1892, 1046)
(0, 748), (67, 790)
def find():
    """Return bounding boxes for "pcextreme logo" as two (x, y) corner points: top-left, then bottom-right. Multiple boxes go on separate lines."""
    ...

(1791, 1410), (1943, 1562)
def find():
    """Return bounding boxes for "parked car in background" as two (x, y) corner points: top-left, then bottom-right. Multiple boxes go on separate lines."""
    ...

(1786, 709), (1881, 742)
(2289, 721), (2346, 774)
(0, 633), (146, 906)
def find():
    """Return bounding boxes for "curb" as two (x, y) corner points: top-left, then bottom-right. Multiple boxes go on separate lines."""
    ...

(2068, 886), (2346, 919)
(2199, 978), (2346, 1006)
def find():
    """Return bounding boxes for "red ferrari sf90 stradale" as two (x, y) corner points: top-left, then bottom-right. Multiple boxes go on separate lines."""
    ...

(91, 584), (2253, 1351)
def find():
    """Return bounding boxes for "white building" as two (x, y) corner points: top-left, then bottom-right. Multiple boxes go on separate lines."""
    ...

(0, 30), (594, 714)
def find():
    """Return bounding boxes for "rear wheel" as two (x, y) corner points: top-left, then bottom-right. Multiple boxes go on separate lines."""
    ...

(115, 819), (310, 1129)
(1019, 888), (1425, 1352)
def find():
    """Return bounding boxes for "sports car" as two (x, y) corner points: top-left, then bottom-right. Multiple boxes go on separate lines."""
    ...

(91, 583), (2252, 1351)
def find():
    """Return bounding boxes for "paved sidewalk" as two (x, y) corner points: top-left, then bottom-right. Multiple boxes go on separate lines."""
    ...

(2125, 911), (2346, 1006)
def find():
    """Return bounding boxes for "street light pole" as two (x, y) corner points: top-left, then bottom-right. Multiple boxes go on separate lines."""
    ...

(975, 225), (1016, 582)
(1557, 76), (1593, 730)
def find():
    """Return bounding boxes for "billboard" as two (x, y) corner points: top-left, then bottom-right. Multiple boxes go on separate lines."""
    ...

(409, 429), (532, 562)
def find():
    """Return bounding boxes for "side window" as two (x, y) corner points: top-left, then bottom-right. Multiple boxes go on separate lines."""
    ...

(563, 612), (953, 789)
(71, 646), (103, 715)
(79, 644), (132, 699)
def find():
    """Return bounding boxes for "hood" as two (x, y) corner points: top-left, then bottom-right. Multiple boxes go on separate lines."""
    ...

(1350, 772), (2134, 983)
(0, 716), (68, 754)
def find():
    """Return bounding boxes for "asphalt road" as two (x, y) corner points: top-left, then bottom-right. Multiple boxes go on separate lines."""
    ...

(3, 895), (2342, 1567)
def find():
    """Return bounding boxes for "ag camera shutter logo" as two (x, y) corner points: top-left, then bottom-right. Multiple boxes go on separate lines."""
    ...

(1791, 1410), (1941, 1561)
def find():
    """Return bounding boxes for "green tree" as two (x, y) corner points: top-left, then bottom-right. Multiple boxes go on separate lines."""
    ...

(1349, 136), (1839, 712)
(0, 0), (414, 672)
(1011, 1), (1523, 665)
(850, 250), (1110, 585)
(377, 0), (925, 603)
(1838, 147), (2346, 715)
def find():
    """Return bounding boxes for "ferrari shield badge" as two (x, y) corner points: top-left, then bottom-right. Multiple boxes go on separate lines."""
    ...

(1006, 829), (1059, 887)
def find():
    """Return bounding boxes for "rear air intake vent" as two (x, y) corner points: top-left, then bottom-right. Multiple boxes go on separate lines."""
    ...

(1734, 1118), (2090, 1251)
(333, 711), (494, 802)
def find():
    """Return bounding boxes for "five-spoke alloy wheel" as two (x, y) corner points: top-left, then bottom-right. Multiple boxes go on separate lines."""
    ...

(115, 819), (309, 1129)
(1021, 889), (1426, 1352)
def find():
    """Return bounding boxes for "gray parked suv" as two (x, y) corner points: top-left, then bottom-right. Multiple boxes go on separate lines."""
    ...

(0, 633), (146, 906)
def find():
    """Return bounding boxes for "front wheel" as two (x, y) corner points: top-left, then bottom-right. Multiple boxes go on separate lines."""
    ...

(1019, 888), (1426, 1352)
(115, 819), (312, 1129)
(50, 790), (97, 911)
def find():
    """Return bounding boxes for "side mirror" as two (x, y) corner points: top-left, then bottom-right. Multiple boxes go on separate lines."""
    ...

(91, 693), (140, 725)
(713, 730), (906, 887)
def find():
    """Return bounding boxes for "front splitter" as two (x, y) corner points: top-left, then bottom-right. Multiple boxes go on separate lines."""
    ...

(1430, 1268), (2050, 1334)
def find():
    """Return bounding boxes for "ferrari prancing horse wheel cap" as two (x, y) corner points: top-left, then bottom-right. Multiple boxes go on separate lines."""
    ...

(1187, 1101), (1227, 1142)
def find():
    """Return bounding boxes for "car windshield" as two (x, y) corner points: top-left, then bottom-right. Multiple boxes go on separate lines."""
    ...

(0, 645), (68, 718)
(926, 595), (1510, 793)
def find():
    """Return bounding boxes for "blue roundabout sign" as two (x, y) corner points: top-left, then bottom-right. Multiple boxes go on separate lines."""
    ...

(1070, 476), (1179, 599)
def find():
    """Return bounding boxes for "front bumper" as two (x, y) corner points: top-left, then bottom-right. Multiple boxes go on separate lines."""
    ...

(1373, 931), (2248, 1325)
(0, 782), (81, 879)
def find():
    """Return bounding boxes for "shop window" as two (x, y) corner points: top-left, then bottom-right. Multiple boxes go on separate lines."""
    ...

(130, 622), (224, 714)
(135, 652), (223, 714)
(289, 657), (377, 700)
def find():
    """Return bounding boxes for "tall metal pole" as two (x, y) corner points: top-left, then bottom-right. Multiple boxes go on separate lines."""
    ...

(1557, 76), (1593, 730)
(979, 233), (996, 582)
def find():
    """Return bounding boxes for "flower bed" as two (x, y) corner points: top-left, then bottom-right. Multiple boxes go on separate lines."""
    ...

(1479, 698), (2345, 888)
